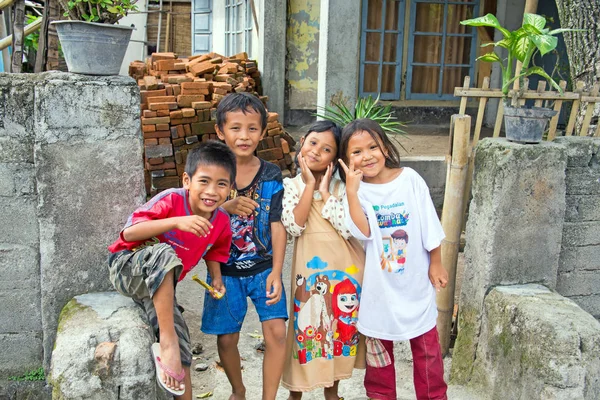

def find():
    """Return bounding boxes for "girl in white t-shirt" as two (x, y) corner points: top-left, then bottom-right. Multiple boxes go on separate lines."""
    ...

(338, 118), (449, 400)
(281, 121), (365, 400)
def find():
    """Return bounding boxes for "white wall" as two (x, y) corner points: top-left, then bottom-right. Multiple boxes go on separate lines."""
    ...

(119, 1), (149, 76)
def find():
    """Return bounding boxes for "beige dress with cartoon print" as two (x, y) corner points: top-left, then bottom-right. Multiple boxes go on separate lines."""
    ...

(281, 174), (365, 392)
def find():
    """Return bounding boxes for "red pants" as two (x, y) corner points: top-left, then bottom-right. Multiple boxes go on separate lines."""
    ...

(364, 326), (448, 400)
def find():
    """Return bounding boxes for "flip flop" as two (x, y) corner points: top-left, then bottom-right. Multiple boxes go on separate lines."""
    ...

(151, 343), (185, 396)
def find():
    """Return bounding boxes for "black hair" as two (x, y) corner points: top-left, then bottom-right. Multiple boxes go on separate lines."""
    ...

(296, 120), (342, 173)
(185, 140), (237, 183)
(338, 118), (401, 182)
(215, 92), (268, 131)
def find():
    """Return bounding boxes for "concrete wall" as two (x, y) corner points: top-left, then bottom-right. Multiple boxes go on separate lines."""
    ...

(555, 137), (600, 318)
(286, 0), (320, 125)
(0, 72), (145, 378)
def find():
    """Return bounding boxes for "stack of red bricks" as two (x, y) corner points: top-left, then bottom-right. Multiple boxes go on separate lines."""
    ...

(129, 51), (296, 197)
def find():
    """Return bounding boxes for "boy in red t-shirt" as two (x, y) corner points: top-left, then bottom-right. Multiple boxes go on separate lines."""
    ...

(108, 141), (236, 399)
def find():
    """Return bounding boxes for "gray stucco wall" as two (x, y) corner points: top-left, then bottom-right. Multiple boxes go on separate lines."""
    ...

(0, 72), (144, 377)
(555, 137), (600, 318)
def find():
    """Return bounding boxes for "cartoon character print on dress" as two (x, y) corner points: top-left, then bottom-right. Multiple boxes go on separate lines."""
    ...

(293, 271), (362, 365)
(230, 214), (257, 261)
(331, 278), (359, 346)
(390, 229), (408, 274)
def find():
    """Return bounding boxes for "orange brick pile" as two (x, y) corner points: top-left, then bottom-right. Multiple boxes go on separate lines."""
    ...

(129, 51), (297, 197)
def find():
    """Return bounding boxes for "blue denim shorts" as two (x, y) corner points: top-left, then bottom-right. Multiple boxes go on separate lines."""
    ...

(201, 268), (288, 335)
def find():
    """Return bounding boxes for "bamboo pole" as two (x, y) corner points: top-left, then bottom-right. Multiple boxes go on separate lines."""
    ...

(437, 114), (471, 356)
(547, 81), (567, 141)
(11, 0), (25, 72)
(0, 15), (41, 51)
(565, 81), (585, 136)
(0, 0), (14, 10)
(514, 0), (539, 88)
(580, 83), (600, 136)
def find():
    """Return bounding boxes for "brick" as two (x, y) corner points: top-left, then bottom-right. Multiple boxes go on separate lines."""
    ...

(147, 157), (164, 165)
(192, 101), (212, 110)
(257, 148), (283, 161)
(171, 116), (198, 125)
(267, 112), (279, 122)
(267, 128), (282, 137)
(265, 137), (274, 148)
(158, 138), (171, 145)
(145, 143), (173, 158)
(143, 76), (159, 90)
(174, 125), (184, 138)
(281, 139), (290, 153)
(140, 89), (167, 105)
(156, 123), (170, 131)
(186, 135), (199, 144)
(164, 169), (178, 176)
(142, 116), (170, 125)
(166, 75), (194, 84)
(213, 87), (229, 96)
(170, 126), (179, 139)
(154, 59), (180, 71)
(189, 60), (217, 76)
(151, 170), (165, 178)
(284, 153), (293, 164)
(176, 163), (186, 176)
(183, 124), (192, 136)
(147, 95), (176, 104)
(266, 121), (279, 131)
(273, 135), (282, 148)
(144, 139), (158, 146)
(152, 176), (180, 190)
(142, 124), (156, 133)
(173, 84), (181, 96)
(175, 151), (184, 164)
(181, 88), (210, 95)
(170, 110), (183, 119)
(156, 110), (170, 117)
(165, 84), (173, 96)
(181, 108), (196, 118)
(143, 130), (171, 139)
(204, 109), (211, 121)
(151, 52), (176, 62)
(191, 121), (217, 135)
(212, 82), (232, 91)
(178, 95), (206, 107)
(234, 85), (246, 93)
(148, 102), (179, 111)
(143, 110), (157, 118)
(197, 110), (205, 121)
(173, 138), (185, 147)
(181, 81), (211, 90)
(147, 161), (176, 171)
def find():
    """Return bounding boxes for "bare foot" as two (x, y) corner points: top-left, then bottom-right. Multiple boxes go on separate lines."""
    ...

(159, 339), (185, 391)
(228, 393), (246, 400)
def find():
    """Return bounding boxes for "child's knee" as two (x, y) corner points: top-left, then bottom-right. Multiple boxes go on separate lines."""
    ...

(217, 332), (239, 349)
(263, 319), (286, 345)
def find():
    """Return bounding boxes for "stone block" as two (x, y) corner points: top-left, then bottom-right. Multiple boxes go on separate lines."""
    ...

(0, 289), (42, 332)
(567, 294), (600, 319)
(559, 245), (600, 273)
(0, 332), (43, 377)
(565, 168), (600, 195)
(34, 73), (140, 139)
(565, 195), (600, 222)
(455, 285), (600, 399)
(49, 293), (168, 400)
(0, 197), (39, 247)
(0, 137), (33, 163)
(554, 136), (600, 167)
(0, 74), (35, 137)
(36, 138), (145, 367)
(453, 139), (567, 380)
(0, 163), (35, 197)
(562, 221), (600, 247)
(556, 269), (600, 297)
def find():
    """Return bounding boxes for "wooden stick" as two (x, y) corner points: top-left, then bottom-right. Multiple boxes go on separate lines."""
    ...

(454, 88), (579, 100)
(437, 114), (471, 356)
(565, 81), (585, 136)
(533, 80), (546, 108)
(493, 101), (504, 138)
(547, 81), (567, 141)
(0, 15), (41, 51)
(459, 76), (470, 115)
(580, 83), (600, 136)
(10, 0), (25, 73)
(473, 77), (490, 146)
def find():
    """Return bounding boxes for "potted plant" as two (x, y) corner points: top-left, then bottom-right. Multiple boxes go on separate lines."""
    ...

(460, 13), (580, 143)
(52, 0), (139, 75)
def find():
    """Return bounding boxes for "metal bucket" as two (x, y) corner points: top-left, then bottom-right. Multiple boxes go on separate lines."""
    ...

(51, 21), (133, 75)
(503, 106), (558, 144)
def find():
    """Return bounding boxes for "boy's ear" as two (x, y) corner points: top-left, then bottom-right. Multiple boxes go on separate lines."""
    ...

(215, 124), (225, 140)
(182, 172), (191, 189)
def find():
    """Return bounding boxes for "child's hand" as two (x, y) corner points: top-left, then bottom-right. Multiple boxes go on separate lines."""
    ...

(298, 153), (316, 187)
(338, 159), (363, 194)
(265, 272), (283, 305)
(318, 163), (334, 200)
(210, 277), (226, 299)
(429, 262), (448, 292)
(222, 197), (258, 217)
(174, 215), (213, 237)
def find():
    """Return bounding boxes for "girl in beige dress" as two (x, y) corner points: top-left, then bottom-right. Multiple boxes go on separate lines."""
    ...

(281, 121), (365, 400)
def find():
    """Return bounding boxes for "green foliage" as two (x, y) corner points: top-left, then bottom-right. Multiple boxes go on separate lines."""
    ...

(24, 15), (40, 52)
(9, 367), (45, 382)
(59, 0), (138, 24)
(314, 95), (407, 136)
(461, 13), (584, 102)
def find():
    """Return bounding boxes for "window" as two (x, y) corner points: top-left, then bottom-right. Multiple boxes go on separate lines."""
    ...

(406, 0), (479, 100)
(192, 0), (212, 54)
(225, 0), (253, 57)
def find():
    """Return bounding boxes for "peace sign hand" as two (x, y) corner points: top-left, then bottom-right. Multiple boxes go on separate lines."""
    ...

(338, 159), (363, 195)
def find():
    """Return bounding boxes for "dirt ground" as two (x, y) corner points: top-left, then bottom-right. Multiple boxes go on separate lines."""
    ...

(174, 127), (477, 400)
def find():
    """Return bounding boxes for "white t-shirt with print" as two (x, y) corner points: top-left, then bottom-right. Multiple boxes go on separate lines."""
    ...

(345, 167), (445, 341)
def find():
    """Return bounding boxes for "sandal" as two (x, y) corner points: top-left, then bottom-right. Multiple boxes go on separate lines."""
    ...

(151, 343), (185, 396)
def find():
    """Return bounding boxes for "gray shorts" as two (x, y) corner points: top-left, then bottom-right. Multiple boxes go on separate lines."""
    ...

(108, 243), (192, 366)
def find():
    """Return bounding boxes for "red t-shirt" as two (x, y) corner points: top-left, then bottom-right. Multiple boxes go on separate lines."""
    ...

(108, 188), (232, 281)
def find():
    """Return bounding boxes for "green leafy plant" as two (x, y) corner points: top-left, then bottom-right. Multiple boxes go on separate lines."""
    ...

(24, 15), (40, 52)
(9, 367), (45, 382)
(58, 0), (138, 24)
(460, 13), (582, 105)
(315, 95), (407, 135)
